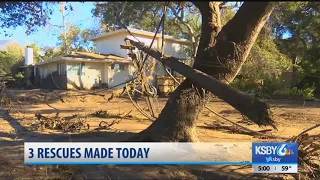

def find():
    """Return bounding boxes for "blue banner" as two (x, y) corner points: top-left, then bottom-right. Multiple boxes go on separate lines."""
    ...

(252, 142), (298, 164)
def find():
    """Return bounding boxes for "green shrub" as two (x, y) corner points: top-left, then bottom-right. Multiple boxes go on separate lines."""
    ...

(15, 72), (24, 79)
(273, 86), (315, 100)
(301, 85), (316, 100)
(232, 76), (316, 100)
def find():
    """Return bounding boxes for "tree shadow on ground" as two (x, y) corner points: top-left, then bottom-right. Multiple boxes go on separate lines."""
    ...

(265, 99), (319, 108)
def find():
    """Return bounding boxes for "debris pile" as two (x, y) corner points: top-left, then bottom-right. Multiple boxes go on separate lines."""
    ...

(297, 133), (320, 179)
(32, 113), (90, 133)
(203, 122), (274, 139)
(90, 109), (133, 119)
(93, 119), (123, 131)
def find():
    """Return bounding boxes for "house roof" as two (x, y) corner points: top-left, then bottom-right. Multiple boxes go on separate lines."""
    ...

(32, 52), (131, 66)
(90, 28), (191, 45)
(64, 52), (127, 61)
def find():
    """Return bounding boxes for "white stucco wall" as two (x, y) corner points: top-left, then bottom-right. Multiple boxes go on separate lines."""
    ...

(126, 34), (189, 77)
(92, 31), (191, 88)
(126, 34), (159, 50)
(102, 63), (109, 85)
(163, 40), (189, 59)
(93, 32), (189, 60)
(67, 62), (103, 90)
(107, 63), (132, 88)
(39, 63), (57, 79)
(36, 60), (133, 90)
(94, 32), (128, 57)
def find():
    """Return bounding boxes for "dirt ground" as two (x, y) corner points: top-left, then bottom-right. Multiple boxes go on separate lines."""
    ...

(0, 89), (319, 180)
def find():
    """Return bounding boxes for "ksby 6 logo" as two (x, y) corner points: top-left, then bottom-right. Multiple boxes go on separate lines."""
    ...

(255, 144), (295, 156)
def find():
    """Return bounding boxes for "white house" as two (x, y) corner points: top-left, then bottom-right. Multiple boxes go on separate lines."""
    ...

(22, 28), (191, 90)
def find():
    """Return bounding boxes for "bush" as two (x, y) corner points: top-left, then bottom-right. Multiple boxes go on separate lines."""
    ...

(301, 86), (316, 100)
(273, 86), (315, 100)
(15, 72), (24, 79)
(232, 77), (316, 100)
(262, 78), (289, 95)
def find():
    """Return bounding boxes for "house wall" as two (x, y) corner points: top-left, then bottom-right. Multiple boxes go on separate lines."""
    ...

(36, 62), (67, 89)
(94, 31), (128, 57)
(35, 60), (134, 90)
(67, 62), (103, 90)
(93, 31), (190, 91)
(126, 34), (189, 77)
(102, 63), (109, 87)
(39, 63), (57, 79)
(126, 34), (159, 50)
(163, 39), (189, 59)
(106, 63), (132, 89)
(94, 32), (188, 60)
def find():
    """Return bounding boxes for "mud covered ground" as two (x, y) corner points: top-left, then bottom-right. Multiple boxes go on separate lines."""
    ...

(0, 89), (319, 179)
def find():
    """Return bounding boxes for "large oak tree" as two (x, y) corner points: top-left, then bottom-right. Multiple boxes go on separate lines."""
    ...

(126, 2), (277, 142)
(0, 2), (278, 142)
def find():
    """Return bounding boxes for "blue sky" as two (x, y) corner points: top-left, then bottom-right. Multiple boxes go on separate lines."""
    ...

(0, 2), (98, 48)
(0, 2), (291, 49)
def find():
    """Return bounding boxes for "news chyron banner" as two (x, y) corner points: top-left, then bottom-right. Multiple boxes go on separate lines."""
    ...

(24, 142), (252, 165)
(24, 142), (298, 174)
(252, 142), (298, 173)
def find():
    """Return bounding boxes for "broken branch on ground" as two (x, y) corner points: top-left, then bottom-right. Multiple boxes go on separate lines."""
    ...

(124, 38), (276, 129)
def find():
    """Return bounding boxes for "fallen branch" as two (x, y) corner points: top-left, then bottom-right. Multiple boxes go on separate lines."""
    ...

(94, 119), (122, 131)
(296, 133), (320, 179)
(204, 105), (288, 139)
(125, 38), (276, 129)
(44, 92), (61, 117)
(90, 109), (133, 119)
(291, 123), (320, 142)
(163, 68), (284, 139)
(125, 84), (156, 121)
(93, 110), (132, 131)
(33, 113), (89, 133)
(299, 156), (317, 179)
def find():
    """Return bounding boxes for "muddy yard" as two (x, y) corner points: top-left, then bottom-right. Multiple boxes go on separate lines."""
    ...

(0, 89), (319, 179)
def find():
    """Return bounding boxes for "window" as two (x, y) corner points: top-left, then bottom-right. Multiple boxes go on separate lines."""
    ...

(80, 62), (85, 75)
(111, 63), (125, 71)
(57, 63), (66, 75)
(119, 64), (125, 71)
(67, 63), (80, 75)
(67, 63), (85, 75)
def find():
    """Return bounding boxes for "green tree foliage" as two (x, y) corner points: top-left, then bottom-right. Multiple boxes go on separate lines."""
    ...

(0, 2), (61, 35)
(41, 48), (63, 61)
(221, 5), (291, 88)
(57, 23), (95, 53)
(0, 42), (24, 74)
(0, 51), (14, 74)
(272, 2), (320, 74)
(93, 2), (291, 79)
(0, 42), (44, 77)
(272, 2), (320, 93)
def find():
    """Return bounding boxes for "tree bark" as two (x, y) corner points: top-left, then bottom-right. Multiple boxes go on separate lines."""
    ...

(128, 2), (276, 142)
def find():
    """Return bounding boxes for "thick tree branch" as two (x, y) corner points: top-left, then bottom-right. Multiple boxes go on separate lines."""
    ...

(125, 38), (276, 129)
(222, 2), (276, 43)
(193, 2), (275, 83)
(169, 4), (199, 56)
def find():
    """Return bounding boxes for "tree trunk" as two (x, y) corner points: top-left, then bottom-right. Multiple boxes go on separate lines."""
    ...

(129, 2), (276, 142)
(291, 56), (298, 88)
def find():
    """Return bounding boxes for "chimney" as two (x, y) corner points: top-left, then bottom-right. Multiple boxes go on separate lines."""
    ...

(25, 46), (34, 65)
